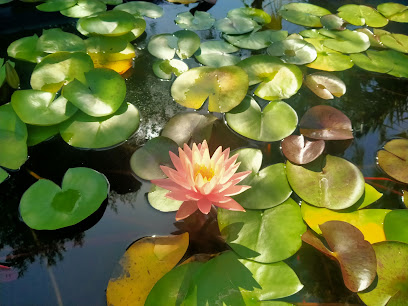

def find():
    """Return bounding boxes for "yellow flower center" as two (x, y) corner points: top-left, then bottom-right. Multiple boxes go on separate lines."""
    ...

(194, 164), (214, 181)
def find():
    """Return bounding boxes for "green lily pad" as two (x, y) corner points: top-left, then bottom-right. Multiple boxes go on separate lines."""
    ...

(113, 1), (163, 19)
(37, 28), (86, 53)
(350, 50), (394, 74)
(320, 29), (370, 54)
(223, 29), (288, 50)
(0, 103), (28, 170)
(100, 0), (122, 4)
(175, 11), (215, 31)
(281, 135), (325, 165)
(377, 3), (408, 23)
(5, 61), (19, 89)
(384, 210), (408, 244)
(356, 28), (384, 48)
(36, 0), (77, 12)
(337, 4), (388, 27)
(60, 0), (106, 18)
(377, 138), (408, 183)
(59, 102), (139, 149)
(226, 96), (298, 142)
(279, 3), (331, 27)
(20, 167), (109, 230)
(7, 34), (44, 63)
(300, 29), (326, 39)
(379, 33), (408, 53)
(152, 59), (188, 80)
(130, 136), (179, 180)
(31, 52), (94, 93)
(358, 242), (408, 306)
(286, 155), (365, 210)
(237, 55), (302, 101)
(387, 51), (408, 78)
(320, 14), (346, 30)
(350, 183), (383, 210)
(218, 198), (306, 263)
(305, 38), (353, 71)
(0, 0), (13, 4)
(194, 40), (240, 67)
(0, 167), (8, 184)
(231, 148), (292, 210)
(148, 30), (200, 60)
(215, 16), (258, 35)
(62, 68), (126, 117)
(171, 65), (248, 113)
(161, 112), (217, 146)
(267, 38), (317, 65)
(147, 184), (182, 212)
(228, 7), (272, 25)
(85, 36), (127, 53)
(304, 72), (346, 99)
(11, 90), (78, 126)
(27, 124), (60, 146)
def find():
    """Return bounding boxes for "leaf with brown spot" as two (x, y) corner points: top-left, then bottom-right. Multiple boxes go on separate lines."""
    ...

(281, 135), (325, 165)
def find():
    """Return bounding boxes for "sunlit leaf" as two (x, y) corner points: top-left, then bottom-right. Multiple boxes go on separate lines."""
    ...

(223, 29), (288, 50)
(228, 7), (272, 25)
(194, 40), (240, 67)
(267, 38), (317, 65)
(320, 29), (370, 54)
(152, 59), (188, 80)
(281, 135), (325, 165)
(299, 29), (326, 39)
(350, 183), (383, 210)
(320, 14), (346, 30)
(0, 168), (8, 184)
(114, 1), (163, 19)
(279, 3), (331, 27)
(337, 4), (388, 27)
(377, 2), (408, 23)
(147, 184), (182, 212)
(379, 33), (408, 53)
(175, 11), (215, 31)
(384, 210), (408, 244)
(304, 72), (346, 99)
(37, 28), (85, 53)
(36, 0), (77, 12)
(215, 16), (258, 35)
(7, 34), (44, 63)
(61, 0), (106, 18)
(377, 138), (408, 183)
(20, 167), (109, 230)
(356, 28), (384, 48)
(350, 50), (394, 74)
(27, 124), (59, 146)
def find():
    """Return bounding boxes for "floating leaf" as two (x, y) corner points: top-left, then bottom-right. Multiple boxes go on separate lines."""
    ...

(0, 168), (8, 184)
(320, 14), (346, 30)
(152, 59), (188, 80)
(62, 68), (126, 117)
(228, 7), (272, 25)
(351, 183), (383, 210)
(148, 31), (200, 60)
(106, 233), (189, 305)
(0, 0), (13, 4)
(337, 4), (388, 27)
(301, 202), (389, 244)
(20, 167), (109, 230)
(300, 29), (326, 39)
(384, 210), (408, 244)
(231, 148), (292, 209)
(36, 0), (77, 12)
(218, 198), (306, 263)
(287, 155), (365, 210)
(100, 0), (122, 4)
(358, 242), (408, 306)
(304, 72), (346, 99)
(194, 40), (240, 67)
(147, 184), (182, 212)
(356, 28), (384, 48)
(377, 139), (408, 183)
(215, 16), (258, 35)
(237, 55), (302, 100)
(31, 52), (94, 93)
(320, 29), (370, 54)
(60, 0), (106, 18)
(175, 11), (215, 31)
(171, 65), (248, 113)
(7, 34), (44, 63)
(59, 102), (140, 149)
(226, 96), (298, 142)
(267, 38), (317, 65)
(130, 136), (179, 180)
(114, 1), (163, 19)
(5, 61), (19, 89)
(281, 135), (325, 165)
(279, 3), (331, 27)
(27, 124), (59, 146)
(37, 28), (86, 53)
(379, 33), (408, 53)
(377, 3), (408, 23)
(223, 29), (288, 50)
(350, 50), (394, 74)
(299, 105), (353, 140)
(302, 221), (377, 292)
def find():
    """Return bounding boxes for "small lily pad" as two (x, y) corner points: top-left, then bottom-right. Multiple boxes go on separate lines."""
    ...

(279, 3), (331, 27)
(37, 28), (86, 53)
(59, 102), (140, 149)
(228, 7), (272, 25)
(379, 33), (408, 53)
(304, 72), (346, 99)
(384, 210), (408, 244)
(377, 138), (408, 183)
(36, 0), (77, 12)
(175, 11), (215, 31)
(223, 29), (288, 50)
(113, 1), (163, 19)
(27, 124), (60, 146)
(320, 29), (370, 54)
(281, 135), (325, 165)
(7, 34), (44, 63)
(147, 184), (182, 212)
(0, 168), (8, 184)
(320, 14), (346, 30)
(226, 96), (298, 142)
(20, 167), (109, 230)
(215, 16), (258, 35)
(377, 3), (408, 23)
(267, 38), (317, 65)
(60, 0), (106, 18)
(337, 4), (388, 27)
(152, 59), (188, 80)
(194, 40), (240, 67)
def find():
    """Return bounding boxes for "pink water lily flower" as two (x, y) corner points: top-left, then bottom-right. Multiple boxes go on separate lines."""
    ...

(151, 140), (251, 220)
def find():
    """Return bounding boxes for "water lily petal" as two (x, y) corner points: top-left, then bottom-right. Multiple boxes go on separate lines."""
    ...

(221, 184), (251, 196)
(160, 165), (192, 190)
(169, 151), (184, 173)
(214, 198), (246, 211)
(176, 201), (199, 220)
(197, 197), (213, 214)
(151, 179), (186, 193)
(165, 191), (191, 201)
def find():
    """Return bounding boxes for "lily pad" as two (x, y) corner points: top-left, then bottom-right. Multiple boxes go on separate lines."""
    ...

(0, 103), (28, 170)
(237, 55), (302, 101)
(215, 16), (258, 35)
(350, 183), (383, 210)
(130, 136), (179, 180)
(356, 28), (384, 49)
(148, 30), (200, 60)
(320, 29), (370, 54)
(59, 102), (140, 149)
(301, 202), (390, 244)
(281, 135), (325, 165)
(0, 168), (8, 184)
(228, 7), (272, 25)
(231, 148), (292, 209)
(36, 0), (77, 12)
(279, 3), (331, 27)
(377, 138), (408, 183)
(62, 68), (126, 117)
(267, 38), (317, 65)
(60, 0), (106, 18)
(20, 167), (109, 230)
(302, 221), (377, 292)
(337, 4), (388, 27)
(147, 184), (182, 212)
(299, 105), (353, 140)
(194, 40), (240, 67)
(226, 96), (298, 142)
(5, 61), (19, 89)
(152, 59), (188, 80)
(384, 210), (408, 244)
(27, 124), (60, 146)
(358, 242), (408, 306)
(304, 72), (346, 99)
(287, 155), (365, 210)
(377, 3), (408, 23)
(299, 29), (326, 39)
(320, 14), (346, 30)
(113, 1), (163, 19)
(106, 233), (189, 305)
(171, 65), (248, 113)
(30, 51), (94, 93)
(223, 29), (288, 50)
(37, 28), (85, 53)
(175, 11), (215, 31)
(350, 50), (394, 74)
(379, 33), (408, 53)
(218, 198), (306, 263)
(7, 34), (44, 63)
(11, 90), (78, 126)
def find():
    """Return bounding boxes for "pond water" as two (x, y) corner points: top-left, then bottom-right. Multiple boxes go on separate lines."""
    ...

(0, 0), (408, 305)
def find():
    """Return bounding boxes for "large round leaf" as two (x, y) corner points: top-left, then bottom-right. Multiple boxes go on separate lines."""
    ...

(214, 16), (258, 35)
(228, 7), (272, 25)
(377, 3), (408, 23)
(226, 96), (298, 142)
(237, 55), (302, 101)
(384, 210), (408, 244)
(279, 3), (331, 27)
(11, 90), (77, 126)
(223, 30), (288, 50)
(20, 167), (109, 230)
(62, 68), (126, 117)
(7, 34), (44, 63)
(337, 4), (388, 27)
(287, 155), (365, 210)
(60, 0), (106, 18)
(37, 28), (86, 53)
(281, 135), (325, 165)
(171, 65), (248, 113)
(218, 198), (306, 263)
(36, 0), (77, 12)
(30, 52), (94, 93)
(231, 148), (292, 209)
(350, 50), (395, 74)
(113, 1), (163, 18)
(267, 38), (317, 65)
(320, 29), (370, 54)
(59, 102), (140, 149)
(175, 11), (215, 31)
(194, 40), (240, 68)
(377, 139), (408, 183)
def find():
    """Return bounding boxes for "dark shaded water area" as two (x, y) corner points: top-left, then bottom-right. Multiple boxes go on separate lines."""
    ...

(0, 0), (408, 305)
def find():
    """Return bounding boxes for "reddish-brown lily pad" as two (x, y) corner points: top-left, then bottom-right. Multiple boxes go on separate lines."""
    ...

(281, 135), (325, 165)
(302, 221), (377, 292)
(299, 105), (353, 140)
(377, 138), (408, 183)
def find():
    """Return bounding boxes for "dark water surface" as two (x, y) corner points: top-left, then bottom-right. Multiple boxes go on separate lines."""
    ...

(0, 0), (407, 305)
